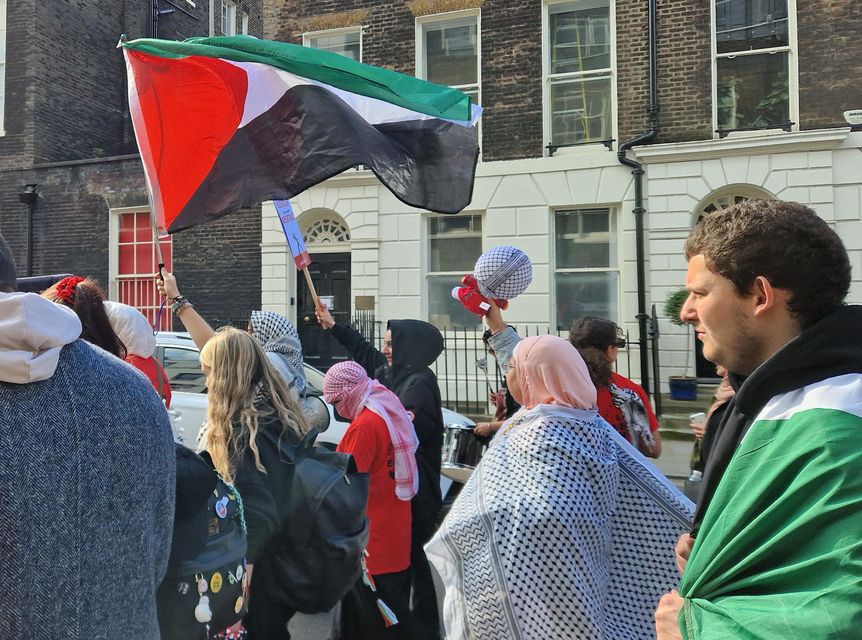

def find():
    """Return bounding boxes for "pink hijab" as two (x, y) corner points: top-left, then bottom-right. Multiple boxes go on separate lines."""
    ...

(323, 361), (419, 500)
(513, 335), (597, 410)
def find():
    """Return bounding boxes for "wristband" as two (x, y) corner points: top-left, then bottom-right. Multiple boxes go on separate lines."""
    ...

(171, 295), (192, 315)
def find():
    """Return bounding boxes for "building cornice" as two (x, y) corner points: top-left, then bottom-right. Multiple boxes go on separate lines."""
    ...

(633, 128), (852, 164)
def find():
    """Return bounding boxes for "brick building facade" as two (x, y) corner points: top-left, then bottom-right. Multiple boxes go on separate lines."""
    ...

(0, 0), (263, 327)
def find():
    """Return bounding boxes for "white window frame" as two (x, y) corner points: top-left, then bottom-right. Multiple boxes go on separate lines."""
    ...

(241, 11), (249, 35)
(221, 0), (236, 36)
(542, 0), (618, 155)
(303, 26), (364, 62)
(711, 0), (798, 137)
(0, 0), (6, 136)
(415, 10), (482, 148)
(552, 206), (620, 329)
(424, 211), (484, 329)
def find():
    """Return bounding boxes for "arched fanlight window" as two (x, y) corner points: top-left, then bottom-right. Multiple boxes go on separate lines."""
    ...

(303, 217), (351, 245)
(693, 185), (775, 226)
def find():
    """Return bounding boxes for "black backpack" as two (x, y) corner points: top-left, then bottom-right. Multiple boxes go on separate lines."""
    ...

(267, 428), (370, 613)
(157, 445), (249, 640)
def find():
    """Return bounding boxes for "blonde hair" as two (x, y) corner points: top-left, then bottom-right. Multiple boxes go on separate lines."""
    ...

(200, 326), (308, 483)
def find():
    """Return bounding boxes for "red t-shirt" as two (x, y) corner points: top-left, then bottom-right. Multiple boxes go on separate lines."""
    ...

(126, 354), (172, 409)
(596, 371), (659, 442)
(337, 407), (411, 575)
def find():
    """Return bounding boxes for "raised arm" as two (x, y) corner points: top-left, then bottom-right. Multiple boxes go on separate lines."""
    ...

(156, 269), (216, 351)
(315, 303), (386, 376)
(484, 300), (521, 369)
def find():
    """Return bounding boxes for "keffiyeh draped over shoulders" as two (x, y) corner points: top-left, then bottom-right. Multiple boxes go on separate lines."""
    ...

(426, 405), (692, 640)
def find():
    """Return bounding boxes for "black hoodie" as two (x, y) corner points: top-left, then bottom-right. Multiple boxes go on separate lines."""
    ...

(330, 319), (445, 513)
(693, 304), (862, 534)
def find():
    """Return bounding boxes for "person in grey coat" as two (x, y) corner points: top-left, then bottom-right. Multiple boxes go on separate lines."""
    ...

(0, 235), (176, 638)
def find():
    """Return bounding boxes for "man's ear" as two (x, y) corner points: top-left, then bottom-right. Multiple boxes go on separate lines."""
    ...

(751, 275), (787, 317)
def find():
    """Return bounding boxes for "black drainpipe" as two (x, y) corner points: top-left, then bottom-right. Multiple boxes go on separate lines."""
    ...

(617, 0), (658, 397)
(18, 184), (39, 277)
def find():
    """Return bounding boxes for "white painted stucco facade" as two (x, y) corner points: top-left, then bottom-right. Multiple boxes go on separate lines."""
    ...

(261, 127), (862, 392)
(261, 146), (647, 382)
(641, 128), (862, 389)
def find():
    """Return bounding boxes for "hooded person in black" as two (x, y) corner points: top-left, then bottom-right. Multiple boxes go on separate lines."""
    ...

(316, 307), (444, 640)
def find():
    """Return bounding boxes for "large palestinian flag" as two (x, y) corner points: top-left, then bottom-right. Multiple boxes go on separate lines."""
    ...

(120, 36), (481, 233)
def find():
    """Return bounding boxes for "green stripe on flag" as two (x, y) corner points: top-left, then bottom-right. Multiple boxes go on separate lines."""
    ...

(120, 35), (473, 122)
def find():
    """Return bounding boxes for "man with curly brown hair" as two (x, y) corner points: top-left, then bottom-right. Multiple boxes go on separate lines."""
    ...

(655, 200), (862, 639)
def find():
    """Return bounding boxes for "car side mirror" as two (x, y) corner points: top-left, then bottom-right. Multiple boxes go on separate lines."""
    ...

(302, 394), (331, 433)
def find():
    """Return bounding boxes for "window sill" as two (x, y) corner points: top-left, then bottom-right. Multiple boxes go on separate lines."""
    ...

(545, 139), (615, 157)
(714, 123), (795, 140)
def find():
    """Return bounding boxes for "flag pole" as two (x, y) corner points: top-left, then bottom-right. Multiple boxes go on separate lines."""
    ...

(149, 211), (167, 334)
(302, 267), (320, 309)
(149, 211), (165, 278)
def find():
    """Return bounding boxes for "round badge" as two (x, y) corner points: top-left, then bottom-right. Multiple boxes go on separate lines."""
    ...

(234, 596), (245, 614)
(210, 572), (223, 594)
(197, 578), (208, 594)
(215, 497), (228, 519)
(235, 565), (243, 581)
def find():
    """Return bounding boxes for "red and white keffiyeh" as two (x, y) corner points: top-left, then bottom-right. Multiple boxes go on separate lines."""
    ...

(323, 361), (419, 500)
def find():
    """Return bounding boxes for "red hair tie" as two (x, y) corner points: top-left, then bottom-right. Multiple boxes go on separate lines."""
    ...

(54, 276), (85, 305)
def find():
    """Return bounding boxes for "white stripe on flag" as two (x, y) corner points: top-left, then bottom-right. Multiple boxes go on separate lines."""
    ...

(229, 60), (481, 130)
(756, 372), (862, 422)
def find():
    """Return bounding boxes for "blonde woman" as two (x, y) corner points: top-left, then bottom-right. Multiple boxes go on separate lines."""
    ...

(199, 327), (308, 639)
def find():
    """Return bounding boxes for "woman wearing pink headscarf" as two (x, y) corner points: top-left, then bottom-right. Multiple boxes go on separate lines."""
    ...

(323, 361), (420, 639)
(427, 316), (693, 640)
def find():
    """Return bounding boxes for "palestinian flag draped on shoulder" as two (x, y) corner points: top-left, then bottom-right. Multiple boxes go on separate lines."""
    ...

(120, 35), (481, 233)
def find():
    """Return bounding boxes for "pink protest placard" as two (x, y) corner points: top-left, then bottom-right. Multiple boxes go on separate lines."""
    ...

(274, 200), (312, 270)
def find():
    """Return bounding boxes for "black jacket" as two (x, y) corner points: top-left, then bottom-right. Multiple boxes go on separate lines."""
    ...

(232, 415), (301, 562)
(693, 304), (862, 535)
(331, 319), (445, 513)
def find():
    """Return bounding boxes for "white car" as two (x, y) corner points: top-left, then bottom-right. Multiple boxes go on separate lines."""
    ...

(153, 332), (475, 467)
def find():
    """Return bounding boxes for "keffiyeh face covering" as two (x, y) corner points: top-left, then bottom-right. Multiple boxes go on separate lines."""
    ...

(323, 361), (419, 500)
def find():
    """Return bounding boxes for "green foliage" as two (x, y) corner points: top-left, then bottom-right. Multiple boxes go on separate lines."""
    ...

(663, 288), (689, 327)
(717, 71), (789, 130)
(751, 72), (789, 127)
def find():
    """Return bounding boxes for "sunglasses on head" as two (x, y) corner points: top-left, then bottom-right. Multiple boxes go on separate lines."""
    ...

(614, 338), (626, 349)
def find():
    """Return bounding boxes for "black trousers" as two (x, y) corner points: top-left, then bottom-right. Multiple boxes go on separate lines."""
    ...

(340, 569), (420, 639)
(410, 500), (441, 640)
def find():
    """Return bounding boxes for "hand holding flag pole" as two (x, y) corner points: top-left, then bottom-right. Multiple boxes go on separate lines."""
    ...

(149, 211), (167, 334)
(274, 200), (317, 307)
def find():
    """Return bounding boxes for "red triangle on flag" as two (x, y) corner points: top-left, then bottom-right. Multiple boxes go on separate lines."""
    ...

(127, 50), (248, 232)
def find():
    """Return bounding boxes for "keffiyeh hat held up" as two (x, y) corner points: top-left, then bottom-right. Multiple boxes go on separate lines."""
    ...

(474, 246), (532, 301)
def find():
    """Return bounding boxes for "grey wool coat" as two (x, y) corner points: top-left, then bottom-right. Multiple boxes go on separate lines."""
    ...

(0, 340), (176, 639)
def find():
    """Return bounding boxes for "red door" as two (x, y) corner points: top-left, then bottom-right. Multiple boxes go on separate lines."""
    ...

(117, 211), (173, 331)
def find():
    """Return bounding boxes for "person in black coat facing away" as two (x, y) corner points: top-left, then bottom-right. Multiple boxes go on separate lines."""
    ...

(316, 305), (444, 640)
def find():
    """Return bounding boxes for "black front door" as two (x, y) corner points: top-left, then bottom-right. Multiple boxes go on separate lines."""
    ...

(297, 252), (351, 371)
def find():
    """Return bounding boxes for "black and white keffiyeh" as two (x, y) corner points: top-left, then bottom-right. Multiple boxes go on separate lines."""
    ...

(249, 310), (306, 396)
(609, 382), (655, 448)
(474, 246), (532, 301)
(426, 404), (692, 640)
